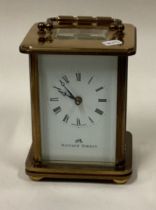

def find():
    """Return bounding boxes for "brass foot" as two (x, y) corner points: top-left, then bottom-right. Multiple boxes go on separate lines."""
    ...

(30, 176), (43, 181)
(113, 178), (128, 184)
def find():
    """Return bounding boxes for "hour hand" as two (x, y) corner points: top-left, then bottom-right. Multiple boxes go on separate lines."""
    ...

(59, 80), (75, 100)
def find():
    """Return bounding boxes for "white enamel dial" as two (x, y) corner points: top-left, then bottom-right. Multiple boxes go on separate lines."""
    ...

(50, 72), (107, 128)
(38, 55), (117, 164)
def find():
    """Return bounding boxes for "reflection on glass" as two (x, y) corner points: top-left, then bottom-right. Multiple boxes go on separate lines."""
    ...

(54, 28), (108, 40)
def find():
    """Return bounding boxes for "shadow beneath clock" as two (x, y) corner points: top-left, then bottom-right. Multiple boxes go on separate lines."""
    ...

(37, 178), (117, 184)
(126, 148), (138, 184)
(126, 110), (156, 185)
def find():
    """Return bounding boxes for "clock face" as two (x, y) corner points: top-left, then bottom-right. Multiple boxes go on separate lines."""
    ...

(50, 71), (107, 128)
(38, 55), (117, 164)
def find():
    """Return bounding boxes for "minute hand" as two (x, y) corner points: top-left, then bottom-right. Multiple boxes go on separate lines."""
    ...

(60, 80), (76, 100)
(64, 86), (75, 100)
(53, 86), (68, 96)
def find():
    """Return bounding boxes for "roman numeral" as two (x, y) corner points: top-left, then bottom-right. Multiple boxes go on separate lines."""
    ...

(72, 118), (86, 126)
(76, 73), (81, 81)
(95, 108), (103, 115)
(50, 97), (59, 101)
(77, 118), (81, 126)
(98, 99), (107, 102)
(59, 80), (65, 86)
(63, 114), (69, 123)
(53, 106), (61, 114)
(88, 76), (94, 84)
(88, 116), (94, 123)
(95, 86), (104, 92)
(62, 75), (69, 83)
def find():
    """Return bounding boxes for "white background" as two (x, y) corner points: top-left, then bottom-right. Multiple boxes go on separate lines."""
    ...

(0, 0), (156, 209)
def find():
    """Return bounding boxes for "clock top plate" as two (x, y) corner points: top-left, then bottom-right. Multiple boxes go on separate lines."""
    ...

(19, 16), (136, 55)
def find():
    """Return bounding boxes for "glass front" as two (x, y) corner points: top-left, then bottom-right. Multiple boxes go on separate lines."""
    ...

(38, 55), (117, 165)
(54, 28), (108, 40)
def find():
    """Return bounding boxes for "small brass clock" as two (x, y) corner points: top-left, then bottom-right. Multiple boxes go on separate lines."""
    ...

(19, 16), (136, 183)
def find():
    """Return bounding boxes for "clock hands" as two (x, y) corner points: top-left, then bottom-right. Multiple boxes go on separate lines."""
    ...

(53, 85), (75, 101)
(53, 80), (82, 105)
(60, 80), (83, 105)
(59, 80), (76, 100)
(53, 86), (68, 97)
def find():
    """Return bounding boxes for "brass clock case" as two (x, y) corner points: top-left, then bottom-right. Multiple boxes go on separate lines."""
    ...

(19, 16), (136, 183)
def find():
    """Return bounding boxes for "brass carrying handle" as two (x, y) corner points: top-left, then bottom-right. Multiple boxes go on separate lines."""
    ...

(37, 16), (125, 43)
(38, 16), (124, 31)
(47, 16), (118, 26)
(48, 16), (124, 29)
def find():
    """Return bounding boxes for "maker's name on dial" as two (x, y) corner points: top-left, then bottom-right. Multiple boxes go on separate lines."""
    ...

(61, 143), (98, 148)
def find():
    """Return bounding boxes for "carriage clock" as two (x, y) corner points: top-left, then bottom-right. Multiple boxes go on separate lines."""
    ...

(19, 16), (136, 183)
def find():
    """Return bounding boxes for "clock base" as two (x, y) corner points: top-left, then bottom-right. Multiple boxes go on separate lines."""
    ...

(25, 132), (132, 184)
